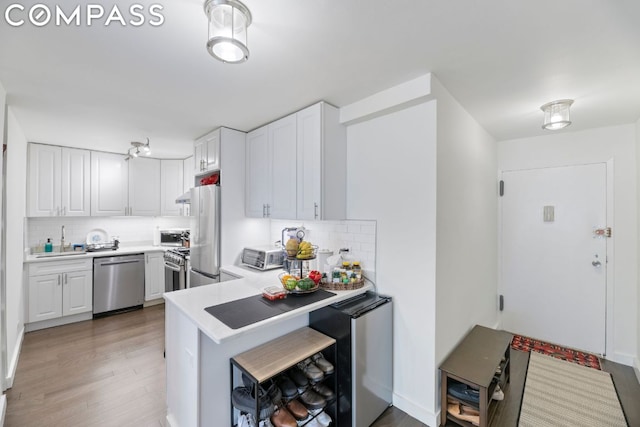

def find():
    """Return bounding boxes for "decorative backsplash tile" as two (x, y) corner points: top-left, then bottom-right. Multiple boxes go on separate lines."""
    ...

(269, 219), (377, 272)
(26, 216), (190, 249)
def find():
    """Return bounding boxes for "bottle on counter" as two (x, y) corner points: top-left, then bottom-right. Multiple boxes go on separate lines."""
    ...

(44, 238), (53, 252)
(352, 261), (362, 280)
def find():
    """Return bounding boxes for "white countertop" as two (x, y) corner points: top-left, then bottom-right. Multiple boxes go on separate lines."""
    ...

(164, 266), (371, 344)
(24, 245), (166, 263)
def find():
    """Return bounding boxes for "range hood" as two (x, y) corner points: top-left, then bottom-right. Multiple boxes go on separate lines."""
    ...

(175, 191), (191, 204)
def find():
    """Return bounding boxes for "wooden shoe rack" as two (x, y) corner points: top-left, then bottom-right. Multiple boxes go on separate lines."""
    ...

(439, 325), (513, 427)
(230, 327), (337, 426)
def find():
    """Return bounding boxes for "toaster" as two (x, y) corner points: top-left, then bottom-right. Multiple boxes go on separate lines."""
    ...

(241, 246), (285, 270)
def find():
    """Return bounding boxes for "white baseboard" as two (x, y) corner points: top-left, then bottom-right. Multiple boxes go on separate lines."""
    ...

(392, 392), (438, 427)
(609, 351), (635, 367)
(25, 312), (92, 332)
(5, 326), (24, 389)
(143, 299), (164, 308)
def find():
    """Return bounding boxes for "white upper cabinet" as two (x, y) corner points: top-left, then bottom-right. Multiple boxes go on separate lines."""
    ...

(269, 114), (297, 219)
(296, 102), (346, 220)
(194, 129), (220, 175)
(246, 125), (271, 218)
(91, 151), (129, 216)
(129, 157), (161, 216)
(161, 159), (185, 216)
(28, 143), (90, 217)
(183, 156), (195, 193)
(245, 102), (346, 220)
(245, 115), (297, 219)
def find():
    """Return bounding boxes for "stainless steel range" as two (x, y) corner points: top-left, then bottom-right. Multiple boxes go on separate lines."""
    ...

(164, 247), (190, 292)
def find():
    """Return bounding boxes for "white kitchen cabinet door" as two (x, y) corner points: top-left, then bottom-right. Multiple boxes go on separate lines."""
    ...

(91, 151), (129, 216)
(129, 157), (161, 216)
(28, 143), (62, 217)
(28, 273), (63, 322)
(161, 160), (184, 216)
(194, 129), (221, 174)
(296, 104), (323, 220)
(296, 102), (346, 220)
(183, 156), (195, 193)
(62, 270), (92, 316)
(61, 147), (91, 216)
(269, 113), (297, 219)
(245, 125), (271, 218)
(145, 252), (165, 301)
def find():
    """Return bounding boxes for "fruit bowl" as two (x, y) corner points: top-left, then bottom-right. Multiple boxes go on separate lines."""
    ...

(278, 273), (319, 294)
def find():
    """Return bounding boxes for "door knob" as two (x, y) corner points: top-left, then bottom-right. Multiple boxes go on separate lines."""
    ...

(592, 260), (601, 267)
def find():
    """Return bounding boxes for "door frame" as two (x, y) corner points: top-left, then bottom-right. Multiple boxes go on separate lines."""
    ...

(497, 159), (614, 358)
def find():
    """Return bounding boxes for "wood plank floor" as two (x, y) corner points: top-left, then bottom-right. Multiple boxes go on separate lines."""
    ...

(5, 306), (640, 427)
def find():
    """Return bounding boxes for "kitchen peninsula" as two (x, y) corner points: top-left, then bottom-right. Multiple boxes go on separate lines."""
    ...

(163, 266), (370, 427)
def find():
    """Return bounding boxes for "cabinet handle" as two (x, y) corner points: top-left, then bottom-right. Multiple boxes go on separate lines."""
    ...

(262, 204), (266, 217)
(57, 275), (61, 286)
(314, 203), (319, 219)
(64, 273), (67, 284)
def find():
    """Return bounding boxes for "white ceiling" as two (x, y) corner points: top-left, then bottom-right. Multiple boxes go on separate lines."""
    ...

(1, 0), (639, 158)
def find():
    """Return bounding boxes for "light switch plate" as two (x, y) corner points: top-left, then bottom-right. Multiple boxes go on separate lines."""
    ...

(543, 205), (554, 222)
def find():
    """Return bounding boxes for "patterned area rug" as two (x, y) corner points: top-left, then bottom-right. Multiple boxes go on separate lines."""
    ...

(519, 352), (628, 427)
(511, 334), (601, 370)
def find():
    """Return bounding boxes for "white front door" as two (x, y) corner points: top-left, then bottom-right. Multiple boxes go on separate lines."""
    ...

(500, 163), (608, 355)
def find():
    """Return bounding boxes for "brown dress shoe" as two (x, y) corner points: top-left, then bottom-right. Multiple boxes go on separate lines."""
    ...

(286, 398), (308, 420)
(270, 407), (297, 427)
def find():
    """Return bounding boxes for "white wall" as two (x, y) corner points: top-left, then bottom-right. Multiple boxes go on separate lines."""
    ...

(346, 101), (438, 424)
(499, 125), (638, 365)
(636, 117), (640, 381)
(5, 109), (27, 387)
(431, 78), (499, 377)
(0, 81), (6, 395)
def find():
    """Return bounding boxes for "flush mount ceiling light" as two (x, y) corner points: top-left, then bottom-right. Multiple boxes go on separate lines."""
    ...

(204, 0), (252, 64)
(540, 99), (574, 130)
(125, 138), (151, 160)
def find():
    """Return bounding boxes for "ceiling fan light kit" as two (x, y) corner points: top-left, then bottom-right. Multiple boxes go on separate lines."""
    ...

(541, 99), (573, 130)
(204, 0), (252, 64)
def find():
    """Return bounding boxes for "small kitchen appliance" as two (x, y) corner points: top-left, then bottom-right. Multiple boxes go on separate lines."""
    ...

(241, 245), (284, 270)
(160, 229), (189, 247)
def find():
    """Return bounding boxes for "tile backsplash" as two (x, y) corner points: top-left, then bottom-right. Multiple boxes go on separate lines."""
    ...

(26, 216), (190, 250)
(269, 219), (377, 273)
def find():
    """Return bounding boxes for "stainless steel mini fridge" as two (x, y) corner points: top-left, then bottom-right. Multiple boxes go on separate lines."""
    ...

(310, 291), (393, 427)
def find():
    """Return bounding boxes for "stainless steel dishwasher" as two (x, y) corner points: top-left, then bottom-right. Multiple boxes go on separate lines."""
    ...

(93, 253), (145, 316)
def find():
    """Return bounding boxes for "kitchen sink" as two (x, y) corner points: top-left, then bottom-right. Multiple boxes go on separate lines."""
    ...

(35, 251), (87, 258)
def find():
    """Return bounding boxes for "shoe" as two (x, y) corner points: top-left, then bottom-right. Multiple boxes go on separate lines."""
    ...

(242, 374), (282, 404)
(276, 375), (298, 400)
(311, 352), (334, 375)
(447, 396), (479, 416)
(285, 398), (308, 420)
(297, 358), (324, 382)
(299, 388), (327, 410)
(492, 384), (504, 401)
(312, 382), (335, 400)
(245, 413), (258, 427)
(315, 410), (332, 427)
(448, 383), (480, 404)
(288, 367), (309, 388)
(231, 386), (275, 420)
(447, 403), (479, 426)
(270, 407), (297, 427)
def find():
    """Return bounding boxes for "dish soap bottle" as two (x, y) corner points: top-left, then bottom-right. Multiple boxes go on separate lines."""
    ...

(44, 238), (53, 252)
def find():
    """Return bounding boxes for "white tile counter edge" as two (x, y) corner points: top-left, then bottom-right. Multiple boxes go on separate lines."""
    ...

(24, 245), (166, 263)
(164, 266), (371, 345)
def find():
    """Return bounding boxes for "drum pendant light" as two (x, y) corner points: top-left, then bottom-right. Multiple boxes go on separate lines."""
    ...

(540, 99), (574, 130)
(204, 0), (252, 64)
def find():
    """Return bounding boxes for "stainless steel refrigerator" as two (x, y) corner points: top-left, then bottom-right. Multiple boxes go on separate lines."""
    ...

(189, 184), (221, 287)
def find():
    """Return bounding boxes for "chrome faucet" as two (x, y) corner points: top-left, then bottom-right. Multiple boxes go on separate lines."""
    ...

(60, 225), (65, 252)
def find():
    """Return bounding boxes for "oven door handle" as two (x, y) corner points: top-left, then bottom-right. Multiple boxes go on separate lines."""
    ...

(164, 261), (183, 272)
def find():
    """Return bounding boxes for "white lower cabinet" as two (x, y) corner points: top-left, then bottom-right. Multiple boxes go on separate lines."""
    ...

(145, 252), (165, 301)
(28, 259), (92, 323)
